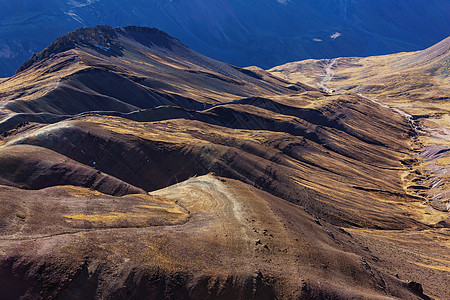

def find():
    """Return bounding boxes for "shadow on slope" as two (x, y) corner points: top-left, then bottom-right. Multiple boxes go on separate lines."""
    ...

(2, 94), (424, 229)
(0, 144), (144, 196)
(0, 175), (423, 300)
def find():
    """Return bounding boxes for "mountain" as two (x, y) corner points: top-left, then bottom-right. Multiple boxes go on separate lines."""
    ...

(1, 0), (449, 77)
(270, 37), (450, 299)
(270, 35), (450, 209)
(2, 25), (306, 115)
(0, 26), (448, 299)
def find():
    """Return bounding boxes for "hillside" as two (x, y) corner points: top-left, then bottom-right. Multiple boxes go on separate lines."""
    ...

(270, 35), (450, 210)
(0, 26), (448, 299)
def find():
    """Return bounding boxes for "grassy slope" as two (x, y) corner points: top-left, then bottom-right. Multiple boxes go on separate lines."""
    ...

(0, 27), (447, 298)
(269, 36), (450, 299)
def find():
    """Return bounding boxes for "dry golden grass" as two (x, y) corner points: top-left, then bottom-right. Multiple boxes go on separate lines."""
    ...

(0, 27), (448, 298)
(270, 37), (450, 213)
(64, 204), (187, 227)
(409, 261), (450, 272)
(347, 227), (450, 298)
(267, 41), (450, 298)
(56, 185), (108, 198)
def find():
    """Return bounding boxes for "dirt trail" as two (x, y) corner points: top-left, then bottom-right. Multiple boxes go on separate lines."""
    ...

(317, 58), (415, 130)
(150, 175), (255, 246)
(317, 59), (336, 93)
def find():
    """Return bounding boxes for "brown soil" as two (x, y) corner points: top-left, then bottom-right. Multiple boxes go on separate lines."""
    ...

(0, 26), (447, 299)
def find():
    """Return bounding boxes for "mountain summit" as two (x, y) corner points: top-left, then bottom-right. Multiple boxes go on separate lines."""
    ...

(4, 25), (308, 115)
(16, 26), (183, 73)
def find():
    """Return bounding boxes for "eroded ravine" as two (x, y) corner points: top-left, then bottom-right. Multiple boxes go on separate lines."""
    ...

(357, 93), (449, 212)
(317, 58), (336, 94)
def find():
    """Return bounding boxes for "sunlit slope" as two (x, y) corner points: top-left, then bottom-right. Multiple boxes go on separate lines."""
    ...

(0, 26), (448, 299)
(270, 36), (450, 209)
(270, 36), (450, 99)
(0, 26), (307, 115)
(269, 36), (450, 299)
(0, 175), (424, 299)
(1, 93), (429, 229)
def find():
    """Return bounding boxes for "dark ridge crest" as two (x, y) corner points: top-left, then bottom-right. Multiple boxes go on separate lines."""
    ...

(16, 25), (118, 74)
(120, 26), (185, 50)
(15, 25), (184, 74)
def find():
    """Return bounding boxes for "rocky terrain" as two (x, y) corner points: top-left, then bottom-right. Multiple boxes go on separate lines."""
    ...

(0, 26), (448, 299)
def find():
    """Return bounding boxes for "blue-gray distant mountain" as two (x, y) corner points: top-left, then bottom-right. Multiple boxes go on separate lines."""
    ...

(1, 0), (449, 77)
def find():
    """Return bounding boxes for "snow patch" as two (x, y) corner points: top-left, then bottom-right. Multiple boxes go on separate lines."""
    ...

(330, 32), (342, 40)
(64, 11), (85, 25)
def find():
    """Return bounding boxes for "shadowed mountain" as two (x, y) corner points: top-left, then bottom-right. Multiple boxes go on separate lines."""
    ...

(0, 26), (448, 299)
(0, 0), (449, 77)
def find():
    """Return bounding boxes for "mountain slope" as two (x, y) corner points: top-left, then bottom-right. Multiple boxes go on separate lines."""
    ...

(270, 37), (450, 299)
(0, 26), (448, 299)
(270, 35), (450, 210)
(0, 175), (424, 299)
(0, 26), (306, 116)
(0, 0), (449, 77)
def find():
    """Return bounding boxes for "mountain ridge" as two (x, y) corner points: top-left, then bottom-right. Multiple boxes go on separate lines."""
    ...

(2, 25), (310, 117)
(16, 25), (188, 74)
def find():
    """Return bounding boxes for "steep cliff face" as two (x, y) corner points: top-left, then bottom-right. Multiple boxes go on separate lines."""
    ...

(1, 0), (449, 77)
